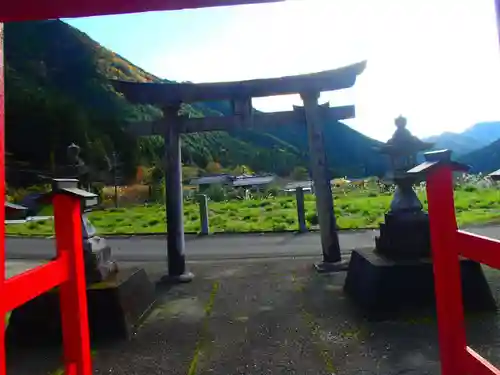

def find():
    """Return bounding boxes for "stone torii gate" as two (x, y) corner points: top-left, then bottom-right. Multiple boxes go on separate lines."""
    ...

(113, 61), (366, 280)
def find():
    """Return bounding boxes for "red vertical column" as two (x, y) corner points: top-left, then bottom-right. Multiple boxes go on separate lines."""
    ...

(0, 21), (6, 375)
(426, 166), (466, 375)
(53, 194), (92, 375)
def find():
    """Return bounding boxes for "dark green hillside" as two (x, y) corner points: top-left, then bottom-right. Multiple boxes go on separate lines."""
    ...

(4, 19), (386, 185)
(460, 139), (500, 174)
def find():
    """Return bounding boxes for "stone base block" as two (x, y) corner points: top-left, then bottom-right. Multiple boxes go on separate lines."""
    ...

(6, 268), (156, 347)
(84, 236), (118, 284)
(344, 249), (496, 320)
(375, 211), (431, 259)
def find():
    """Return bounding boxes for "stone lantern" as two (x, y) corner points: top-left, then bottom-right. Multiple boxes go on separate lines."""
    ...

(66, 142), (90, 189)
(344, 129), (497, 318)
(67, 142), (80, 160)
(375, 115), (434, 259)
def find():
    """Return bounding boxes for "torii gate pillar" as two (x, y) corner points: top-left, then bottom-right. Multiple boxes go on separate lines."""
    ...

(300, 92), (343, 271)
(162, 104), (194, 283)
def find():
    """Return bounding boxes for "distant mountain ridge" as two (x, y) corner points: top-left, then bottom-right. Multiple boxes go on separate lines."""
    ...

(424, 132), (483, 156)
(459, 138), (500, 173)
(424, 121), (500, 156)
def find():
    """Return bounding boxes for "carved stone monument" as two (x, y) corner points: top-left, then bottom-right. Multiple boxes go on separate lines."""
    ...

(67, 143), (90, 189)
(375, 116), (433, 259)
(66, 143), (117, 284)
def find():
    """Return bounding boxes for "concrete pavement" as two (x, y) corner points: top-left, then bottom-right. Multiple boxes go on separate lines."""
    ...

(10, 258), (500, 375)
(6, 224), (500, 262)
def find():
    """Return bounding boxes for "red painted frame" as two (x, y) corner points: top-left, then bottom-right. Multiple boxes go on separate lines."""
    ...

(0, 193), (91, 375)
(0, 0), (283, 22)
(426, 164), (500, 375)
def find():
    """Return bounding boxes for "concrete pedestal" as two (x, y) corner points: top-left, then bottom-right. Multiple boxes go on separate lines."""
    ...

(344, 249), (496, 320)
(375, 211), (431, 259)
(6, 268), (156, 347)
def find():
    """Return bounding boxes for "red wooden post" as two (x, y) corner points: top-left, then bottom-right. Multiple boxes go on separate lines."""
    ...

(0, 21), (6, 375)
(53, 193), (92, 375)
(426, 165), (466, 375)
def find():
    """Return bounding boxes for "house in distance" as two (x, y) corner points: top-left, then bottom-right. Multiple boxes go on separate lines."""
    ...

(190, 174), (277, 196)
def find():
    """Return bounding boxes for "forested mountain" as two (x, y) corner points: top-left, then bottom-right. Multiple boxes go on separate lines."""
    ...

(424, 122), (500, 174)
(462, 121), (500, 146)
(423, 132), (484, 156)
(424, 122), (500, 157)
(4, 19), (387, 186)
(459, 139), (500, 174)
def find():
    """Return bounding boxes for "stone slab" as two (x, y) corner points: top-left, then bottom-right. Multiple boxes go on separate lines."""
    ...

(6, 267), (156, 346)
(343, 248), (497, 320)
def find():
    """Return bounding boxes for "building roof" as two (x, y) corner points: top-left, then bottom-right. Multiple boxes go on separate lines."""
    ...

(190, 174), (276, 187)
(5, 202), (28, 210)
(0, 0), (283, 22)
(283, 181), (313, 190)
(190, 174), (233, 186)
(232, 175), (276, 187)
(488, 169), (500, 181)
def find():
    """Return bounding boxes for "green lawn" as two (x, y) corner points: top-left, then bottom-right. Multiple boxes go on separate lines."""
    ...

(6, 187), (500, 236)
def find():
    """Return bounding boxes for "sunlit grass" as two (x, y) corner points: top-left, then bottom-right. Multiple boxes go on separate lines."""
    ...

(6, 186), (500, 236)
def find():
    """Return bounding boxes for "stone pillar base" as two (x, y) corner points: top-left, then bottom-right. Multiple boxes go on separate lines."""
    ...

(375, 211), (431, 259)
(314, 260), (349, 273)
(344, 249), (496, 320)
(159, 271), (195, 285)
(6, 268), (156, 346)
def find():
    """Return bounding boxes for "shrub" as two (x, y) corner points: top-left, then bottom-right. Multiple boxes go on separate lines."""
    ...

(204, 184), (227, 202)
(463, 185), (478, 193)
(307, 212), (319, 225)
(263, 183), (281, 198)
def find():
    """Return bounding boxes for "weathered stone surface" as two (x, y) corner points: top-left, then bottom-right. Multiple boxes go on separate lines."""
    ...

(344, 249), (496, 320)
(83, 236), (118, 283)
(375, 211), (431, 259)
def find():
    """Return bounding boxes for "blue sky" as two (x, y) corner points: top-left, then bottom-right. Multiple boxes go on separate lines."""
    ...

(65, 0), (500, 142)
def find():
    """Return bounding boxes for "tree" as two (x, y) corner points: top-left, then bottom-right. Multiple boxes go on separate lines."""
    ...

(290, 166), (309, 181)
(205, 161), (222, 174)
(231, 165), (253, 176)
(182, 165), (199, 182)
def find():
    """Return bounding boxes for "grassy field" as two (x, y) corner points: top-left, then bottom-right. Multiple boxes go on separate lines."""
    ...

(6, 185), (500, 236)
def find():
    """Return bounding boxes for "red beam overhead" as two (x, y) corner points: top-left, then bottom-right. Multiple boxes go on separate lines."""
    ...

(0, 0), (283, 23)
